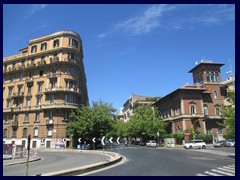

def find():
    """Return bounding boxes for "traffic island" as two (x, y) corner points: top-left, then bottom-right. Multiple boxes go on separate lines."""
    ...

(40, 151), (123, 176)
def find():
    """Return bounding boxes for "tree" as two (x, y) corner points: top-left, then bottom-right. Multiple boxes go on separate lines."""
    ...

(66, 100), (117, 147)
(218, 90), (235, 139)
(125, 105), (167, 141)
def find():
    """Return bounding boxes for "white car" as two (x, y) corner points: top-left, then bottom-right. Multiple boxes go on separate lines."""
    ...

(183, 140), (206, 149)
(146, 140), (157, 147)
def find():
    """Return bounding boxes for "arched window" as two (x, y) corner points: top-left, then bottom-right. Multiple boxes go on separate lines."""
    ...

(213, 91), (218, 99)
(190, 105), (196, 114)
(216, 107), (221, 116)
(53, 39), (59, 48)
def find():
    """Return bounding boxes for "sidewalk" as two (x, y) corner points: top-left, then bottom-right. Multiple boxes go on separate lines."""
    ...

(3, 156), (41, 166)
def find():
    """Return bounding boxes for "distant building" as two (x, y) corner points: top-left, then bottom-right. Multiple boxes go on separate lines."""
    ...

(117, 94), (159, 122)
(3, 30), (89, 148)
(153, 61), (232, 142)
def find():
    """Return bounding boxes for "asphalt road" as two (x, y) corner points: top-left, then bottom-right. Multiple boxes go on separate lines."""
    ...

(3, 145), (235, 176)
(3, 151), (107, 176)
(86, 145), (235, 176)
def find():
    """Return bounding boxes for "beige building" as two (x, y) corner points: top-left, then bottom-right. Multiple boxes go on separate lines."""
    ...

(3, 30), (89, 148)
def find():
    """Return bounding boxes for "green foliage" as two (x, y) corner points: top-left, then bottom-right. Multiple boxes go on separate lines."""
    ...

(161, 134), (174, 138)
(174, 133), (185, 144)
(125, 105), (167, 140)
(66, 100), (117, 146)
(195, 134), (213, 144)
(218, 90), (235, 139)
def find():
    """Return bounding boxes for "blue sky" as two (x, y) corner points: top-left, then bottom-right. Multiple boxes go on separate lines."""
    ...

(3, 4), (235, 111)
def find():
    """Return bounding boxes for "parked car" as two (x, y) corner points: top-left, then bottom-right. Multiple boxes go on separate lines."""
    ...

(183, 140), (206, 149)
(226, 139), (235, 147)
(139, 141), (146, 146)
(213, 140), (227, 148)
(146, 140), (157, 147)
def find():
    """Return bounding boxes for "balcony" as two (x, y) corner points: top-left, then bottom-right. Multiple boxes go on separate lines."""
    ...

(44, 86), (81, 95)
(11, 121), (18, 127)
(42, 102), (79, 110)
(50, 57), (59, 64)
(23, 106), (31, 111)
(47, 72), (60, 79)
(27, 63), (36, 68)
(12, 106), (22, 112)
(12, 92), (24, 98)
(3, 108), (12, 113)
(37, 59), (46, 67)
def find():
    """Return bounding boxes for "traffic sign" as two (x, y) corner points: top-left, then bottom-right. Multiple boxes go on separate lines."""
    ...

(92, 137), (96, 143)
(101, 136), (105, 146)
(78, 138), (81, 143)
(117, 137), (120, 144)
(109, 137), (113, 143)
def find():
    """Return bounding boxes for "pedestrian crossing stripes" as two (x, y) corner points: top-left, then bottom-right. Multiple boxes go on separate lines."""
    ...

(196, 164), (235, 176)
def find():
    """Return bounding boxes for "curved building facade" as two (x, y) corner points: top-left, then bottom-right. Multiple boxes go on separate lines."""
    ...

(3, 31), (89, 148)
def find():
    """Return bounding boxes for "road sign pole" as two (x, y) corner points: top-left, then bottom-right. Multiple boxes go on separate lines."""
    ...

(26, 134), (31, 176)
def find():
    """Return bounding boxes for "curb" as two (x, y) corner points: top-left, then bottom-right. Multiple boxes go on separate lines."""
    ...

(40, 151), (122, 176)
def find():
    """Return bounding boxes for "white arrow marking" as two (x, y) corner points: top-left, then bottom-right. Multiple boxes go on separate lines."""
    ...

(109, 137), (113, 143)
(101, 136), (105, 146)
(117, 137), (120, 144)
(92, 137), (96, 143)
(78, 138), (81, 143)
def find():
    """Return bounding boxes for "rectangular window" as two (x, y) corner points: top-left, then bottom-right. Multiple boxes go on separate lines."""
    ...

(34, 128), (39, 136)
(10, 76), (14, 82)
(24, 114), (29, 122)
(53, 39), (59, 47)
(39, 70), (44, 77)
(41, 43), (47, 51)
(15, 114), (18, 121)
(5, 115), (9, 123)
(38, 83), (42, 92)
(26, 99), (30, 107)
(37, 97), (41, 106)
(20, 74), (23, 81)
(8, 87), (13, 96)
(48, 128), (53, 136)
(50, 95), (54, 103)
(31, 45), (37, 53)
(23, 128), (27, 137)
(35, 113), (40, 122)
(65, 94), (68, 103)
(27, 86), (31, 94)
(7, 100), (11, 108)
(49, 111), (53, 120)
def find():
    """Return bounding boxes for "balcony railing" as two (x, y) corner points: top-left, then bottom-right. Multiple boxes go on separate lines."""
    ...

(44, 87), (80, 94)
(12, 106), (22, 112)
(3, 108), (12, 113)
(42, 102), (79, 109)
(12, 92), (24, 98)
(47, 72), (60, 78)
(11, 121), (18, 127)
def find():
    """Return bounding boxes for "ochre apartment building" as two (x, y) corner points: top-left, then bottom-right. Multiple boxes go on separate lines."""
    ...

(3, 30), (89, 148)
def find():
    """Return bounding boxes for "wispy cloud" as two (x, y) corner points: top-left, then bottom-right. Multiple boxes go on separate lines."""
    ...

(189, 4), (235, 26)
(25, 4), (48, 18)
(97, 4), (234, 39)
(114, 5), (175, 35)
(97, 33), (108, 39)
